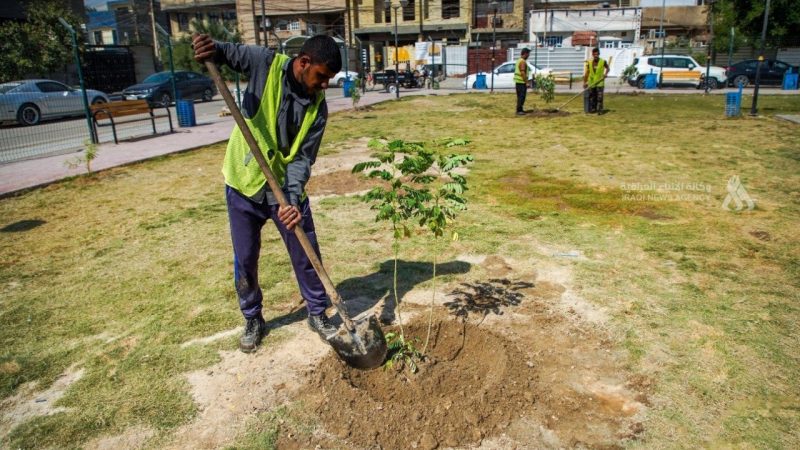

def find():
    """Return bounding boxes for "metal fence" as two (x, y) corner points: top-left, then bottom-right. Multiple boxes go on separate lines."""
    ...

(0, 22), (200, 165)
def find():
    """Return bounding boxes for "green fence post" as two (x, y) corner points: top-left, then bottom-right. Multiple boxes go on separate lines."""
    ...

(155, 24), (178, 103)
(58, 18), (95, 144)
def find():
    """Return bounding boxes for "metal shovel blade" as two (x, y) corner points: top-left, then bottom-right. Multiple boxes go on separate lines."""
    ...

(328, 315), (388, 369)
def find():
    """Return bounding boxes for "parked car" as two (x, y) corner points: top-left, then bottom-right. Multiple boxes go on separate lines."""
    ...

(463, 61), (552, 89)
(329, 70), (359, 87)
(628, 55), (727, 89)
(0, 79), (109, 126)
(121, 71), (216, 106)
(372, 69), (421, 93)
(726, 59), (799, 87)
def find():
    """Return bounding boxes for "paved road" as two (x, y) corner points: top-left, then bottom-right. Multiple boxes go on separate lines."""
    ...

(0, 88), (348, 164)
(1, 79), (794, 164)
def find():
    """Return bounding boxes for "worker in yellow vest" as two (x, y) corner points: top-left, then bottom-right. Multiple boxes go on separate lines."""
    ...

(583, 48), (609, 114)
(513, 48), (531, 116)
(192, 33), (341, 353)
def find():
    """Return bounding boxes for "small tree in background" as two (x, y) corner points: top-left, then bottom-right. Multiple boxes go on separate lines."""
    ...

(163, 19), (242, 81)
(0, 0), (83, 82)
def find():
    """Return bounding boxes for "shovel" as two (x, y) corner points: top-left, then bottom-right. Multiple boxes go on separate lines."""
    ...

(555, 81), (600, 112)
(204, 60), (388, 370)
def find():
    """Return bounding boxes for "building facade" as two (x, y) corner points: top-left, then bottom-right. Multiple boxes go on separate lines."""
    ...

(160, 0), (237, 38)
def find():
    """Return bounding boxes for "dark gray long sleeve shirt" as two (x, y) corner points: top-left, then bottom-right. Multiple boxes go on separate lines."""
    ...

(213, 41), (327, 206)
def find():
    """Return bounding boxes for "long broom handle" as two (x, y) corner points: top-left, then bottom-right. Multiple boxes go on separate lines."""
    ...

(204, 61), (355, 331)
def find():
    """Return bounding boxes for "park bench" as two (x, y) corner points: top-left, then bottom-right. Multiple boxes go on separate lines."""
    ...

(660, 70), (702, 87)
(551, 71), (576, 89)
(90, 99), (173, 144)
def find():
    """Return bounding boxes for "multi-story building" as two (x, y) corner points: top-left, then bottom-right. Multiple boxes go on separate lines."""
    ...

(235, 0), (346, 48)
(87, 10), (119, 45)
(355, 0), (528, 71)
(160, 0), (237, 39)
(527, 0), (708, 50)
(106, 0), (168, 46)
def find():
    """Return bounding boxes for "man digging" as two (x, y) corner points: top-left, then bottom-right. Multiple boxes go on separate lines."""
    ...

(192, 33), (341, 353)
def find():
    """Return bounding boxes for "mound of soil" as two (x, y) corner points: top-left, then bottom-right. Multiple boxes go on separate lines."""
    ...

(306, 320), (535, 449)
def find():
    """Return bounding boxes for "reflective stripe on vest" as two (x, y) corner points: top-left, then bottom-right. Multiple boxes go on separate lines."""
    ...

(222, 53), (324, 197)
(586, 58), (606, 88)
(513, 58), (526, 84)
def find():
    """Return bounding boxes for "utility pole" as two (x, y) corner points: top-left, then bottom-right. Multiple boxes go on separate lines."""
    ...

(306, 0), (311, 34)
(704, 0), (715, 93)
(261, 0), (267, 48)
(750, 0), (771, 116)
(345, 0), (352, 45)
(419, 0), (423, 40)
(149, 0), (160, 60)
(658, 0), (666, 88)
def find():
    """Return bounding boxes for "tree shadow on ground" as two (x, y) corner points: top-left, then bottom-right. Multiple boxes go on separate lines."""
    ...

(1, 219), (46, 232)
(444, 278), (534, 323)
(333, 259), (472, 324)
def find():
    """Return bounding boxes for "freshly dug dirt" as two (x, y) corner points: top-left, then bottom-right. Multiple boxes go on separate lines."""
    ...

(306, 320), (535, 449)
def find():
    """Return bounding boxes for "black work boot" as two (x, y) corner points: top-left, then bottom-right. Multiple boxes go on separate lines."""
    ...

(239, 315), (267, 353)
(307, 313), (338, 341)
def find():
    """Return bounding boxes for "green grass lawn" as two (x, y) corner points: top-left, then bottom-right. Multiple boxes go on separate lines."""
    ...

(1, 92), (799, 448)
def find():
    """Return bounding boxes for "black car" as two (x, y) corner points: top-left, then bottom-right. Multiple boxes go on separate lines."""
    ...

(121, 71), (216, 106)
(726, 59), (799, 87)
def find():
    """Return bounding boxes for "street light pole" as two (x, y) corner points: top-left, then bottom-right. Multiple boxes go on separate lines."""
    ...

(490, 1), (498, 93)
(658, 0), (666, 89)
(704, 0), (715, 94)
(386, 0), (408, 99)
(750, 0), (771, 116)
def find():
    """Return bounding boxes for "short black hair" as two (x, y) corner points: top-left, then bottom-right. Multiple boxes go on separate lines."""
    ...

(299, 35), (342, 73)
(520, 48), (530, 55)
(592, 47), (600, 54)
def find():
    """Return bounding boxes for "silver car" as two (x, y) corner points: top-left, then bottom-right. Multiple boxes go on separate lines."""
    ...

(0, 79), (109, 126)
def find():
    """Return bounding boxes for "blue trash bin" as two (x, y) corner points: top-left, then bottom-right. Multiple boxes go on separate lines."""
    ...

(342, 77), (353, 97)
(644, 73), (658, 89)
(176, 99), (196, 127)
(725, 92), (742, 117)
(475, 73), (487, 89)
(783, 73), (799, 90)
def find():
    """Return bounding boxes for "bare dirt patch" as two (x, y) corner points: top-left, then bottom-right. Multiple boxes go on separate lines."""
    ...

(278, 255), (645, 449)
(306, 170), (375, 197)
(0, 365), (84, 440)
(525, 109), (571, 118)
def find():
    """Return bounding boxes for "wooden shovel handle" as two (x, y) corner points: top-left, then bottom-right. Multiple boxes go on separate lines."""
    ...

(204, 60), (354, 331)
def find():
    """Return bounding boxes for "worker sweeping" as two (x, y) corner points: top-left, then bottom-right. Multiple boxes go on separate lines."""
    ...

(192, 33), (341, 353)
(583, 48), (609, 114)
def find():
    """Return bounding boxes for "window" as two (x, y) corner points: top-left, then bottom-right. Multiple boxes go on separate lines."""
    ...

(177, 13), (190, 32)
(402, 2), (414, 21)
(543, 36), (562, 47)
(442, 0), (459, 19)
(93, 30), (103, 44)
(374, 0), (384, 23)
(36, 82), (69, 93)
(648, 57), (663, 67)
(186, 72), (199, 80)
(496, 0), (513, 14)
(277, 20), (300, 31)
(497, 63), (514, 74)
(773, 61), (789, 72)
(669, 58), (692, 69)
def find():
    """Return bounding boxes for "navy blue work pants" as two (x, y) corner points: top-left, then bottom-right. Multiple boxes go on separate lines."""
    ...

(225, 185), (329, 319)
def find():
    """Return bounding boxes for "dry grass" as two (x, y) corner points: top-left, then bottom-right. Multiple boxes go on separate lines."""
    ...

(1, 92), (799, 448)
